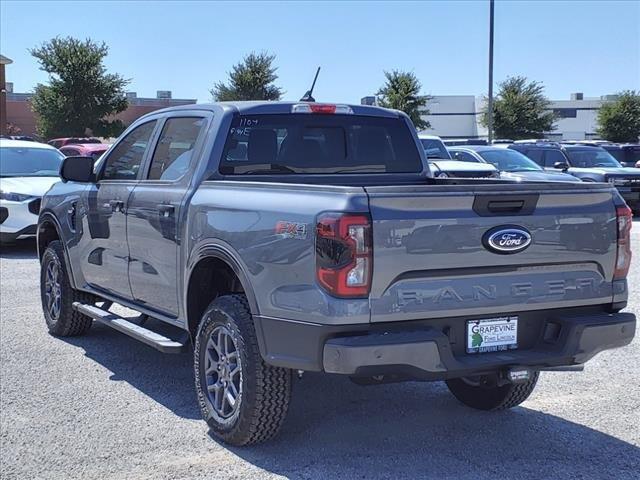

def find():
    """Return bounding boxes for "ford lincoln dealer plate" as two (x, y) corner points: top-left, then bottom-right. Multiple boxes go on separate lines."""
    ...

(467, 316), (518, 354)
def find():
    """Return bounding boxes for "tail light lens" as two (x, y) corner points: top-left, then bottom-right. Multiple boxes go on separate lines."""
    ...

(614, 205), (633, 280)
(316, 213), (372, 297)
(291, 103), (354, 114)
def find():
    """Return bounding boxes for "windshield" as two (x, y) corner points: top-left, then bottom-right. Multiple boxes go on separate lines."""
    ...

(565, 148), (622, 168)
(0, 147), (64, 177)
(478, 149), (543, 172)
(420, 139), (451, 159)
(220, 114), (423, 174)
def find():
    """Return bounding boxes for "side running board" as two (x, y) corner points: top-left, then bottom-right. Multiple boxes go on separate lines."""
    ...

(72, 302), (188, 354)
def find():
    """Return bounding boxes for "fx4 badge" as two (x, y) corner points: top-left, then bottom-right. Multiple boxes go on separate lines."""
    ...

(275, 221), (308, 239)
(483, 225), (532, 254)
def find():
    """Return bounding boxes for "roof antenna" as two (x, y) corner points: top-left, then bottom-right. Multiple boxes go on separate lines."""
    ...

(300, 67), (321, 102)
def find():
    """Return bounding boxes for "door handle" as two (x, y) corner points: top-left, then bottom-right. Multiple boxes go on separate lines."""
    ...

(157, 204), (175, 217)
(108, 200), (125, 212)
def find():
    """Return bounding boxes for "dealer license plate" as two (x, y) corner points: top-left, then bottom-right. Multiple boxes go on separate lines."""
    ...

(466, 316), (518, 354)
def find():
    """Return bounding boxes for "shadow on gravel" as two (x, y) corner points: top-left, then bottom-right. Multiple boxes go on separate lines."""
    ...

(62, 324), (639, 478)
(0, 239), (38, 259)
(63, 321), (200, 420)
(223, 372), (640, 479)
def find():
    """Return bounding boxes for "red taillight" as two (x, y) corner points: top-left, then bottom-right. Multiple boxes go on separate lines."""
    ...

(316, 213), (372, 297)
(614, 205), (633, 280)
(309, 104), (336, 114)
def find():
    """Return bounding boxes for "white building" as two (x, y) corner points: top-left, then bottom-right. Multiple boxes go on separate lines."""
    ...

(362, 92), (615, 141)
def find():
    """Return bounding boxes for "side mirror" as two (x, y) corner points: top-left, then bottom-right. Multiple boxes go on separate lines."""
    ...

(553, 161), (569, 171)
(60, 156), (96, 183)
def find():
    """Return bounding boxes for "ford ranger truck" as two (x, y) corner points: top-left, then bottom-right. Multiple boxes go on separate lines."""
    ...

(37, 102), (636, 446)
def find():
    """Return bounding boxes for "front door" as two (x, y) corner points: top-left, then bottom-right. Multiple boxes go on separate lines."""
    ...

(82, 120), (158, 299)
(542, 149), (570, 171)
(127, 115), (208, 316)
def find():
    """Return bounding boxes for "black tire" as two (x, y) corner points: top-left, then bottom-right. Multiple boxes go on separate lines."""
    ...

(445, 372), (540, 411)
(40, 240), (94, 336)
(194, 294), (292, 446)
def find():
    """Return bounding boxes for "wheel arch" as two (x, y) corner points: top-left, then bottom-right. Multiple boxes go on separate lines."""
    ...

(37, 212), (77, 290)
(37, 212), (61, 259)
(185, 243), (260, 342)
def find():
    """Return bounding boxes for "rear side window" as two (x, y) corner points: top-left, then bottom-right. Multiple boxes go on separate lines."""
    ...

(102, 121), (156, 180)
(420, 139), (450, 159)
(147, 117), (206, 180)
(523, 148), (544, 165)
(219, 114), (422, 174)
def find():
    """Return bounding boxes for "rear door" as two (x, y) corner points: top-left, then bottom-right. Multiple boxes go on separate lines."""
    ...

(126, 114), (209, 317)
(365, 183), (617, 323)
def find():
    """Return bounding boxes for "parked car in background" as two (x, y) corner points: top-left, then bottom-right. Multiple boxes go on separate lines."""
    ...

(562, 142), (640, 167)
(0, 135), (38, 142)
(449, 146), (579, 182)
(429, 158), (499, 178)
(418, 134), (498, 178)
(0, 139), (63, 244)
(600, 144), (640, 168)
(509, 141), (640, 213)
(60, 143), (111, 160)
(47, 137), (101, 148)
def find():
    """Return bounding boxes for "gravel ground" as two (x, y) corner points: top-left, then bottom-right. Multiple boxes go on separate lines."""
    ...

(1, 224), (639, 480)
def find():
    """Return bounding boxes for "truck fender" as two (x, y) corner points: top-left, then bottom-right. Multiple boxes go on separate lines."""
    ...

(185, 241), (261, 318)
(185, 242), (270, 356)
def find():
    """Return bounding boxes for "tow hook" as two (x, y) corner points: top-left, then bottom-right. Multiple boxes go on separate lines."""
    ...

(506, 367), (533, 384)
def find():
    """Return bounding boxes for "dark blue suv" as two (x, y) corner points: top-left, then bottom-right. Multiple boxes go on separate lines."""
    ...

(509, 141), (640, 213)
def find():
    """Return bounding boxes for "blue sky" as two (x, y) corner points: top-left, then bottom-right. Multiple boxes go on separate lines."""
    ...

(1, 0), (638, 103)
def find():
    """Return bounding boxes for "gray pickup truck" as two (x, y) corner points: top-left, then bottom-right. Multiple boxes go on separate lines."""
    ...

(38, 101), (636, 446)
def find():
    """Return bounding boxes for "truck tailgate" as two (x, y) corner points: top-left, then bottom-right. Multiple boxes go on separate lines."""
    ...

(365, 183), (618, 323)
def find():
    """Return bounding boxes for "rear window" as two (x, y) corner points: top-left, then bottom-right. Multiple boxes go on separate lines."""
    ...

(219, 114), (423, 175)
(420, 138), (451, 159)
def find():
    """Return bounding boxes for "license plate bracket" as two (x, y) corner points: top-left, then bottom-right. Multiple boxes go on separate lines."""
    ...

(466, 316), (518, 354)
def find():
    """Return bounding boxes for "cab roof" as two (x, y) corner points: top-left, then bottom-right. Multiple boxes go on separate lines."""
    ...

(138, 101), (402, 120)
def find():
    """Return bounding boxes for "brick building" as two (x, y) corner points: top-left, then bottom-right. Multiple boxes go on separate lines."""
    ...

(5, 87), (196, 138)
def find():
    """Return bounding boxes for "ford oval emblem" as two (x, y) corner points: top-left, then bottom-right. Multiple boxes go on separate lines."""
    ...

(483, 226), (532, 254)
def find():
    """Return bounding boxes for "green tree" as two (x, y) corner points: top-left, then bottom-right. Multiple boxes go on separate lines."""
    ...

(211, 52), (283, 101)
(30, 37), (129, 139)
(376, 70), (430, 130)
(597, 91), (640, 143)
(482, 76), (556, 140)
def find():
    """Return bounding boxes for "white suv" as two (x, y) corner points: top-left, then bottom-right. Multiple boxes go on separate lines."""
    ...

(0, 140), (64, 244)
(418, 134), (498, 178)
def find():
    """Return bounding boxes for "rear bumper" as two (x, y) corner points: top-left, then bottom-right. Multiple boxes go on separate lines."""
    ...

(255, 310), (636, 380)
